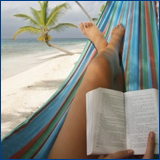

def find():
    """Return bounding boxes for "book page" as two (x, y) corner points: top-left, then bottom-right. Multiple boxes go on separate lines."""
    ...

(125, 89), (159, 155)
(86, 88), (126, 155)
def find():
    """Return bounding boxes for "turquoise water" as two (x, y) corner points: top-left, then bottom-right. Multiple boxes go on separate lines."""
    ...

(2, 38), (87, 56)
(2, 38), (87, 79)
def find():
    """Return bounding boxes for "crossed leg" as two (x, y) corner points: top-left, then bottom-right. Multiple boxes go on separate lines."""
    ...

(48, 22), (125, 159)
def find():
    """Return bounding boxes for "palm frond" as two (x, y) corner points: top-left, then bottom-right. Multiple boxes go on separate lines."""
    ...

(14, 14), (39, 26)
(41, 1), (48, 25)
(100, 3), (107, 13)
(30, 8), (42, 25)
(13, 26), (41, 40)
(46, 3), (69, 26)
(49, 23), (77, 32)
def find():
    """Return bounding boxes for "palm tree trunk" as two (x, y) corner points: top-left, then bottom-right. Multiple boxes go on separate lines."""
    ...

(45, 41), (75, 55)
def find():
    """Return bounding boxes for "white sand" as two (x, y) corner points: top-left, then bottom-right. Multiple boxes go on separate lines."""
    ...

(2, 51), (81, 138)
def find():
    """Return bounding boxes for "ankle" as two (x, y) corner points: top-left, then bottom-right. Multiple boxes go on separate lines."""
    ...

(98, 47), (108, 54)
(102, 51), (120, 77)
(94, 39), (108, 52)
(105, 45), (119, 54)
(108, 36), (122, 51)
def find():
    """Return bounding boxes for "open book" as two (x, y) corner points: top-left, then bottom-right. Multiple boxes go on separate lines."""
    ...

(86, 88), (159, 155)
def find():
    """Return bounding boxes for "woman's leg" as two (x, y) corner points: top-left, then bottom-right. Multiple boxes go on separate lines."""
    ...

(48, 23), (125, 159)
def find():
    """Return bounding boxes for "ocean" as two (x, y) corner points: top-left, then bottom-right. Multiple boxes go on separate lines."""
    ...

(2, 38), (87, 79)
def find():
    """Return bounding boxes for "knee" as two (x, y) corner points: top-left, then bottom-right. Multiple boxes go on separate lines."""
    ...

(88, 54), (111, 74)
(85, 54), (113, 81)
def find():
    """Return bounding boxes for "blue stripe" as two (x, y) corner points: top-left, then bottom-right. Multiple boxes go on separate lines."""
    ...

(128, 1), (140, 90)
(122, 2), (132, 69)
(33, 110), (68, 159)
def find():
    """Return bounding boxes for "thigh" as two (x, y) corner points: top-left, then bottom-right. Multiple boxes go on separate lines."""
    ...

(48, 55), (114, 159)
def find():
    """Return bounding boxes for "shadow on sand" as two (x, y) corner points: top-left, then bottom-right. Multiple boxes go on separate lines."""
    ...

(26, 80), (64, 90)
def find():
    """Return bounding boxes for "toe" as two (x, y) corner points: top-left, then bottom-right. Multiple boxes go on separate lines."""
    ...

(119, 24), (125, 31)
(80, 23), (85, 31)
(85, 23), (88, 28)
(84, 22), (90, 28)
(119, 24), (124, 28)
(84, 22), (94, 28)
(88, 22), (93, 27)
(80, 23), (88, 35)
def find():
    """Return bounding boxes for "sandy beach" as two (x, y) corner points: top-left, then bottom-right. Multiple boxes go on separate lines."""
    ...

(2, 47), (82, 138)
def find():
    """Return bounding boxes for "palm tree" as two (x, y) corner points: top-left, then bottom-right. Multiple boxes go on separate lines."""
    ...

(13, 1), (78, 55)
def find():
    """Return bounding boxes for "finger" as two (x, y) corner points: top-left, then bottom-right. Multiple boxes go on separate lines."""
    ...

(134, 155), (143, 159)
(143, 131), (155, 159)
(98, 155), (106, 159)
(104, 149), (134, 159)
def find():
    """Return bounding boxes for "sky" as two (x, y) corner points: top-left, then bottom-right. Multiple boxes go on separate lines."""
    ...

(1, 1), (105, 39)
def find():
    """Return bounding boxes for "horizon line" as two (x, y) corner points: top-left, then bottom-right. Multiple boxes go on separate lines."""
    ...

(2, 37), (87, 40)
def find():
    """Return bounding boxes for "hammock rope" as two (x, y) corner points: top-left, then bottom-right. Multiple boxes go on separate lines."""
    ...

(75, 1), (95, 23)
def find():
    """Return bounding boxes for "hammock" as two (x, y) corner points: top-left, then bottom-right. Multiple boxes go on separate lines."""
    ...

(2, 1), (159, 159)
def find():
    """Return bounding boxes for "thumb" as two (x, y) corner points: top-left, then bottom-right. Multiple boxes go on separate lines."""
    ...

(104, 149), (134, 159)
(143, 131), (155, 159)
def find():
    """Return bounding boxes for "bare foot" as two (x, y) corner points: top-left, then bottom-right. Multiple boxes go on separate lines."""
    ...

(111, 24), (125, 41)
(110, 24), (125, 51)
(106, 24), (125, 55)
(110, 24), (125, 89)
(80, 22), (108, 53)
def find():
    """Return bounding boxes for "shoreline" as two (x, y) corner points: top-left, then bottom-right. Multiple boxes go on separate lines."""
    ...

(2, 42), (85, 80)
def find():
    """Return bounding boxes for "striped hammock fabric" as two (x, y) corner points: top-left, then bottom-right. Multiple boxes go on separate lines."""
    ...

(2, 1), (159, 159)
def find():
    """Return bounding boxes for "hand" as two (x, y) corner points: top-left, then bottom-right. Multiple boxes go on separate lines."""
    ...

(99, 131), (155, 159)
(98, 149), (134, 159)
